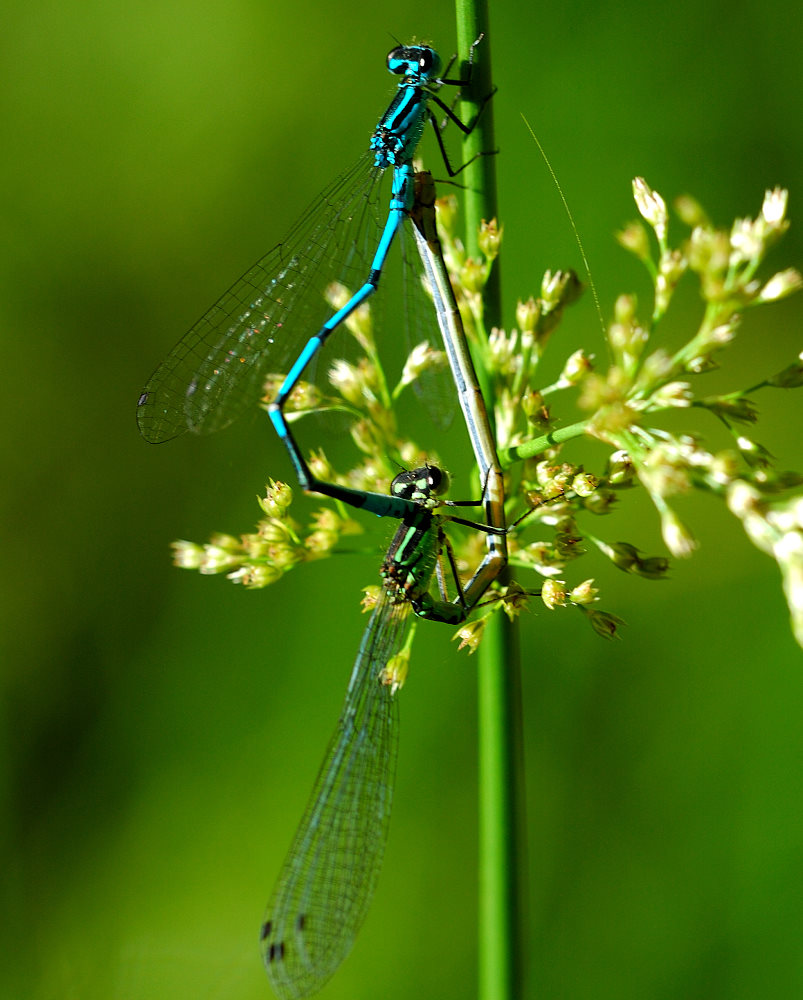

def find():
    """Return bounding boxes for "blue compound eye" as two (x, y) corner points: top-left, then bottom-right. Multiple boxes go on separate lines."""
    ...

(386, 46), (404, 72)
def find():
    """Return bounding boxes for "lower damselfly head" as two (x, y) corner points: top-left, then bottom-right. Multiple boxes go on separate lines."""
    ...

(386, 44), (442, 83)
(390, 465), (450, 504)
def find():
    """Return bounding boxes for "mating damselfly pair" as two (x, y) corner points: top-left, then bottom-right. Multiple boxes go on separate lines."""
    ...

(138, 38), (512, 999)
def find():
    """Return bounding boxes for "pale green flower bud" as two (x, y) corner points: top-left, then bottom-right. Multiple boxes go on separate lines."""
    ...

(452, 618), (486, 653)
(208, 533), (241, 551)
(687, 226), (729, 276)
(655, 249), (687, 314)
(767, 353), (803, 388)
(478, 218), (502, 260)
(541, 269), (583, 310)
(582, 489), (618, 515)
(595, 539), (638, 571)
(632, 177), (667, 243)
(399, 343), (446, 388)
(460, 257), (487, 293)
(351, 418), (385, 455)
(560, 349), (594, 385)
(516, 296), (540, 333)
(285, 380), (322, 413)
(266, 541), (303, 569)
(361, 585), (382, 613)
(701, 395), (758, 424)
(674, 194), (709, 228)
(774, 532), (803, 648)
(636, 556), (670, 579)
(571, 473), (598, 497)
(519, 540), (564, 576)
(258, 480), (293, 517)
(199, 544), (241, 574)
(521, 391), (549, 428)
(541, 579), (567, 609)
(660, 509), (698, 558)
(325, 281), (351, 311)
(329, 359), (373, 406)
(569, 579), (598, 605)
(649, 381), (693, 409)
(606, 450), (635, 486)
(311, 508), (344, 532)
(729, 216), (764, 265)
(308, 449), (334, 481)
(616, 222), (651, 260)
(240, 532), (272, 558)
(257, 519), (293, 544)
(305, 530), (339, 556)
(736, 435), (774, 469)
(584, 609), (625, 639)
(726, 480), (762, 520)
(727, 481), (778, 555)
(709, 450), (742, 485)
(380, 648), (410, 693)
(325, 282), (373, 347)
(761, 187), (788, 227)
(435, 194), (458, 236)
(172, 539), (204, 569)
(609, 296), (647, 369)
(756, 268), (803, 304)
(498, 582), (530, 620)
(229, 564), (283, 588)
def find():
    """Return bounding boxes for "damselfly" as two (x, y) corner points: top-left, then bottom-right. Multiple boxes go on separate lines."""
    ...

(137, 40), (491, 524)
(260, 465), (507, 1000)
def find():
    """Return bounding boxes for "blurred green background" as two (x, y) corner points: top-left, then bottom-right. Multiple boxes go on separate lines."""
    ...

(3, 0), (803, 997)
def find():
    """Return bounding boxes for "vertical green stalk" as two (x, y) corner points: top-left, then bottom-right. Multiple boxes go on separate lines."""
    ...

(455, 0), (501, 330)
(455, 4), (525, 1000)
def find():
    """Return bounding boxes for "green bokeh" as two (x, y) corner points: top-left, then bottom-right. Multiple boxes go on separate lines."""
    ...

(2, 1), (802, 998)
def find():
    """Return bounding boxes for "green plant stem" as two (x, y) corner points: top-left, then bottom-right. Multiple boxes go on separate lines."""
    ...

(456, 0), (500, 330)
(456, 4), (525, 999)
(499, 419), (589, 467)
(476, 603), (525, 1000)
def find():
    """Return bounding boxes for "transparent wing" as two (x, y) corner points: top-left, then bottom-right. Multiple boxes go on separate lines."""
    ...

(137, 153), (387, 442)
(260, 591), (412, 1000)
(399, 212), (456, 429)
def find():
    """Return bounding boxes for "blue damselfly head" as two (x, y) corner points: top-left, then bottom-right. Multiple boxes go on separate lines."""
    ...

(386, 45), (442, 82)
